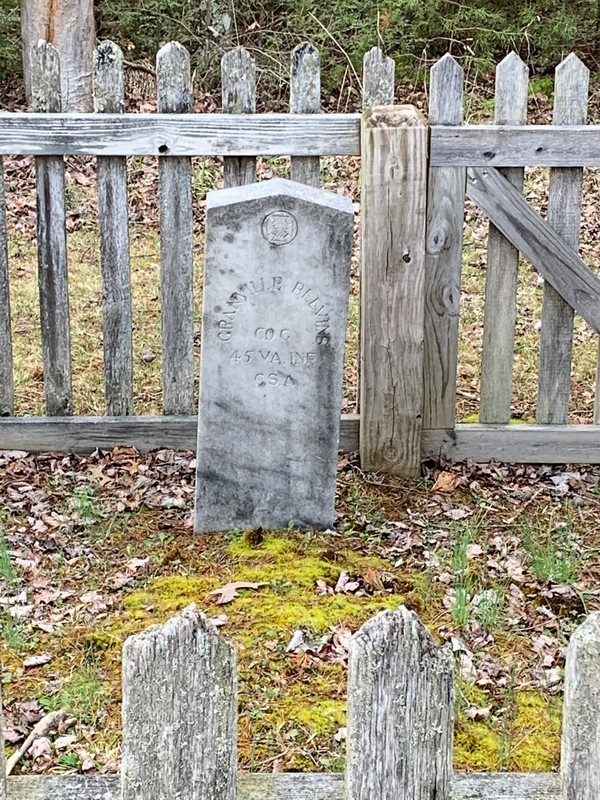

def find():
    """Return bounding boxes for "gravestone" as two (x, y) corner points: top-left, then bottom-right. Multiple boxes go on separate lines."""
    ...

(194, 178), (353, 532)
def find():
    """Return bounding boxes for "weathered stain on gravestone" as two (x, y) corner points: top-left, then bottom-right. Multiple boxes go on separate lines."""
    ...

(194, 178), (353, 532)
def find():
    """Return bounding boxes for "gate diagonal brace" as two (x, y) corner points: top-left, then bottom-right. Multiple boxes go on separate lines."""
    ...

(466, 165), (600, 335)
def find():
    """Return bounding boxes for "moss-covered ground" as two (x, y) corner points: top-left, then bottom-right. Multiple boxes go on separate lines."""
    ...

(2, 450), (598, 776)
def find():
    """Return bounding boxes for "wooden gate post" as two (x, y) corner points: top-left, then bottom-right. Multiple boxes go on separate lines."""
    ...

(121, 604), (237, 800)
(561, 612), (600, 799)
(360, 105), (427, 476)
(346, 606), (454, 800)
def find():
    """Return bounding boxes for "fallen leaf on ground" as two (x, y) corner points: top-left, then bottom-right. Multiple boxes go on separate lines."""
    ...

(23, 653), (52, 668)
(433, 471), (461, 493)
(206, 581), (267, 605)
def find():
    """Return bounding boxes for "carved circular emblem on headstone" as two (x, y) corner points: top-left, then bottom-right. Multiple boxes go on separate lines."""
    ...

(261, 211), (298, 246)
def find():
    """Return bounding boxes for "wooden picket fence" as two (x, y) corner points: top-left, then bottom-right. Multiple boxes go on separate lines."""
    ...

(2, 41), (600, 475)
(2, 605), (599, 799)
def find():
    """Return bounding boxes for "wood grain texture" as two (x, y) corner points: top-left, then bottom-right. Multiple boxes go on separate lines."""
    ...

(7, 415), (600, 465)
(0, 160), (13, 416)
(360, 105), (427, 476)
(423, 54), (465, 429)
(222, 48), (256, 187)
(0, 113), (359, 156)
(157, 42), (195, 414)
(32, 41), (72, 416)
(121, 605), (237, 800)
(467, 166), (600, 334)
(430, 124), (600, 167)
(346, 607), (453, 800)
(561, 612), (600, 800)
(94, 41), (133, 416)
(422, 424), (600, 463)
(362, 46), (395, 107)
(480, 53), (528, 424)
(290, 42), (321, 187)
(537, 55), (588, 424)
(5, 772), (563, 800)
(0, 413), (360, 455)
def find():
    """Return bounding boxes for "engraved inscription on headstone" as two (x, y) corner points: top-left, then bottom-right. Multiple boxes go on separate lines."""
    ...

(194, 178), (353, 532)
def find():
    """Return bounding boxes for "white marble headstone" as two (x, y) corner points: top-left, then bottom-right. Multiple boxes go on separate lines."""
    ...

(194, 178), (353, 532)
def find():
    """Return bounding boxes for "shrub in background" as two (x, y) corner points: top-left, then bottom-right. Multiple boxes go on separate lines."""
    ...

(2, 0), (599, 96)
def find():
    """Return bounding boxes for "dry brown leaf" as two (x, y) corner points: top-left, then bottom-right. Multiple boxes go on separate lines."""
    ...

(432, 471), (461, 494)
(206, 581), (267, 605)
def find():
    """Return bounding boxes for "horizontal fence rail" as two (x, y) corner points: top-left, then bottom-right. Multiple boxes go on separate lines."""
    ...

(0, 113), (361, 156)
(430, 125), (600, 167)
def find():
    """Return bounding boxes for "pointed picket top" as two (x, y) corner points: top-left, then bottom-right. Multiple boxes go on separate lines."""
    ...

(346, 606), (454, 800)
(495, 51), (528, 125)
(362, 46), (395, 108)
(157, 41), (191, 114)
(121, 605), (237, 800)
(221, 47), (256, 114)
(429, 53), (464, 125)
(94, 41), (124, 114)
(30, 40), (61, 112)
(554, 53), (589, 125)
(291, 42), (320, 113)
(562, 612), (600, 799)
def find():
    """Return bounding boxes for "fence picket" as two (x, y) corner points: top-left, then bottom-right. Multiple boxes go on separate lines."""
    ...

(222, 48), (256, 188)
(290, 42), (321, 187)
(538, 55), (588, 424)
(362, 46), (395, 106)
(94, 41), (133, 417)
(31, 41), (72, 416)
(121, 604), (237, 800)
(480, 52), (528, 424)
(0, 161), (12, 416)
(157, 42), (195, 415)
(360, 105), (427, 475)
(346, 606), (454, 800)
(423, 54), (465, 430)
(561, 612), (600, 799)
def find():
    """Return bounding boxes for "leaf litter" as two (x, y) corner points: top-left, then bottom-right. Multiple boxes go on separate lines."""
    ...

(1, 445), (598, 774)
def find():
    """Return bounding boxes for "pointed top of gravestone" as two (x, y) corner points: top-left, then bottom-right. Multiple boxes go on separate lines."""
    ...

(206, 177), (353, 215)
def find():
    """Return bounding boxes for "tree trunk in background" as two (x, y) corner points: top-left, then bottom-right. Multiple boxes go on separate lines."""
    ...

(22, 0), (95, 111)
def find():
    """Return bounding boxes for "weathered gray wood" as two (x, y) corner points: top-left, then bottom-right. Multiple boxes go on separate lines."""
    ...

(32, 41), (72, 416)
(0, 413), (360, 454)
(467, 165), (600, 334)
(346, 606), (453, 800)
(362, 46), (395, 106)
(423, 54), (465, 430)
(157, 42), (195, 415)
(222, 48), (256, 187)
(5, 772), (564, 800)
(0, 160), (13, 416)
(480, 53), (528, 424)
(121, 605), (237, 800)
(561, 612), (600, 800)
(94, 41), (133, 417)
(0, 113), (359, 156)
(357, 48), (395, 416)
(423, 423), (600, 463)
(360, 106), (427, 476)
(430, 124), (600, 167)
(290, 42), (321, 187)
(8, 415), (600, 464)
(537, 55), (588, 424)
